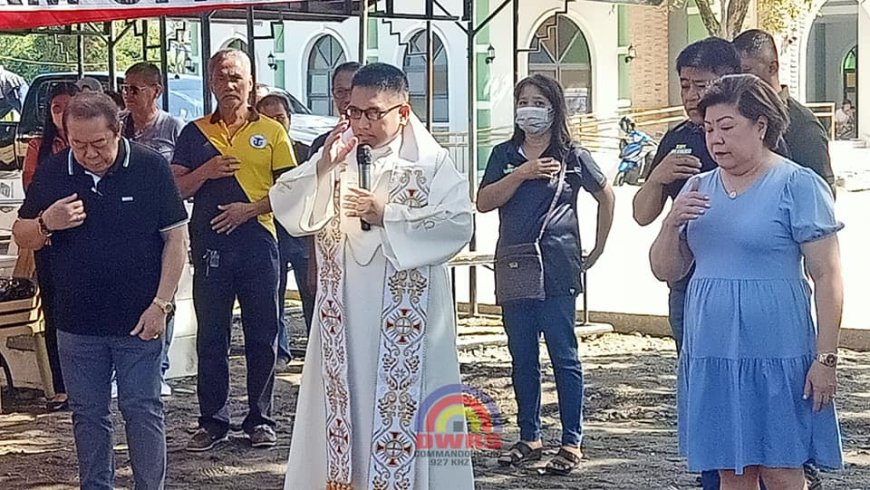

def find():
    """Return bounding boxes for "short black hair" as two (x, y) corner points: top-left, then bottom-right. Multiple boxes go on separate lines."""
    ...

(125, 62), (163, 86)
(257, 93), (290, 115)
(676, 37), (741, 77)
(732, 29), (779, 63)
(351, 63), (409, 98)
(333, 61), (362, 83)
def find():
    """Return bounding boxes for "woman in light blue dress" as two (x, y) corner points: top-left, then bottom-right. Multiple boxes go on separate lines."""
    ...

(650, 74), (844, 489)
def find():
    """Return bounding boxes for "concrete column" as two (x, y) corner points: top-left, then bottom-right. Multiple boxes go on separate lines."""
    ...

(859, 1), (869, 141)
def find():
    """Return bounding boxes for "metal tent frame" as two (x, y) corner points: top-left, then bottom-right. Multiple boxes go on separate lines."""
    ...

(4, 0), (596, 314)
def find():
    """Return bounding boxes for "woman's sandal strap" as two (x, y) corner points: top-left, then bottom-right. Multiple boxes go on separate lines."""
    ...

(497, 441), (543, 466)
(545, 448), (582, 475)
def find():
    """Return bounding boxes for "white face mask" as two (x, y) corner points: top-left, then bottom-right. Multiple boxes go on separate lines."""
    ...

(515, 106), (553, 135)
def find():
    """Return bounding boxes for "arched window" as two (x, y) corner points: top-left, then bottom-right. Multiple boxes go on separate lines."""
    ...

(842, 46), (858, 106)
(307, 35), (347, 116)
(403, 30), (449, 123)
(225, 38), (247, 53)
(527, 15), (593, 114)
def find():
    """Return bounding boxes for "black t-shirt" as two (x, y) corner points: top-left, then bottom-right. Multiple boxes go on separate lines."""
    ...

(481, 140), (606, 297)
(19, 140), (188, 336)
(783, 96), (835, 189)
(647, 121), (719, 200)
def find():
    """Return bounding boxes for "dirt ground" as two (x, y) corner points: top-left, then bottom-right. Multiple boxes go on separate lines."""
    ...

(1, 306), (868, 489)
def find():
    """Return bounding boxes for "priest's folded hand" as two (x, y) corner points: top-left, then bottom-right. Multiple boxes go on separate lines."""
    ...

(343, 188), (385, 226)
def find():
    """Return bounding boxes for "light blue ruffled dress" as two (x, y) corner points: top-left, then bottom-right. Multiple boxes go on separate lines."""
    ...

(678, 159), (844, 474)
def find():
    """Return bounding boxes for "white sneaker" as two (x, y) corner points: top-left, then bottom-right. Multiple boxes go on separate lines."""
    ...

(160, 381), (173, 397)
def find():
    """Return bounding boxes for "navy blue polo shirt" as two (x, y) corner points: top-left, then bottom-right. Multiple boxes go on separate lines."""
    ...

(480, 141), (607, 297)
(649, 120), (791, 200)
(19, 140), (188, 336)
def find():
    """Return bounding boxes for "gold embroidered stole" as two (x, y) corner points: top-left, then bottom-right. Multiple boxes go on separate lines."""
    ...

(367, 168), (431, 490)
(317, 185), (354, 490)
(315, 167), (433, 490)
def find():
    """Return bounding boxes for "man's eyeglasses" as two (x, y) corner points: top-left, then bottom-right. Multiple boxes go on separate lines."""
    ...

(332, 88), (351, 99)
(120, 84), (155, 96)
(345, 104), (405, 121)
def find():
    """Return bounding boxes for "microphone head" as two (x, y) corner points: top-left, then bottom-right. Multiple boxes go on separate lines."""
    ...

(357, 144), (373, 166)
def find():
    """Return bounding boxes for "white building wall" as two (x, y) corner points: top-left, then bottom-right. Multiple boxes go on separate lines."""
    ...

(205, 0), (620, 135)
(859, 2), (870, 141)
(796, 0), (865, 142)
(805, 17), (858, 104)
(374, 9), (468, 132)
(488, 0), (621, 128)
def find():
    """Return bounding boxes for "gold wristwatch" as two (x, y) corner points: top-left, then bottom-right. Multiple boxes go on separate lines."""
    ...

(37, 212), (53, 237)
(152, 297), (174, 315)
(816, 352), (838, 368)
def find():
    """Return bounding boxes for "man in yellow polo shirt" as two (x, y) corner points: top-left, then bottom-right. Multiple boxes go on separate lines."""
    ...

(171, 49), (296, 451)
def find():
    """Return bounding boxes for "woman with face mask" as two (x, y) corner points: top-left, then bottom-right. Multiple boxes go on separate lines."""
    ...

(477, 75), (615, 475)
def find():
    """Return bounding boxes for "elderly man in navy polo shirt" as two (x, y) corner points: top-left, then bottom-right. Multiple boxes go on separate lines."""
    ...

(172, 49), (296, 452)
(13, 92), (188, 490)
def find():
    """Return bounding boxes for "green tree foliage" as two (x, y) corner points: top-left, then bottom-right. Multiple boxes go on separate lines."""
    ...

(0, 21), (165, 82)
(758, 0), (815, 35)
(674, 0), (814, 40)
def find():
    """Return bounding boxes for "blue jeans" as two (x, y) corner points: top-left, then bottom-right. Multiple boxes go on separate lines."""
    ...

(276, 224), (315, 360)
(701, 471), (720, 489)
(667, 276), (688, 354)
(502, 296), (584, 447)
(58, 330), (165, 490)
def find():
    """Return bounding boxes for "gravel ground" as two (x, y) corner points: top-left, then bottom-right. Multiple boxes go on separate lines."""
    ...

(1, 308), (868, 489)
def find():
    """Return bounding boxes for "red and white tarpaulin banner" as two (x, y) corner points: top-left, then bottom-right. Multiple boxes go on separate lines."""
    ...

(0, 0), (302, 31)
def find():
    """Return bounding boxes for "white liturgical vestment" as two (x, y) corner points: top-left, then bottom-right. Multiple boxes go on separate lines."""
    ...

(270, 115), (475, 490)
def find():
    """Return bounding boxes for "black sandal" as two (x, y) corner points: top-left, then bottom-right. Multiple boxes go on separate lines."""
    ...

(544, 447), (582, 476)
(497, 441), (543, 467)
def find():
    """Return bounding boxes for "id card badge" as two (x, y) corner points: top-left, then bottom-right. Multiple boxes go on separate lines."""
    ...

(670, 144), (693, 155)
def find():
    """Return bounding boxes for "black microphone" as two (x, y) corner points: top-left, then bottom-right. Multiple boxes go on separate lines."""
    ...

(357, 144), (373, 231)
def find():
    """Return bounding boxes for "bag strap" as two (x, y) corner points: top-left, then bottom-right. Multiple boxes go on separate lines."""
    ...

(536, 153), (568, 242)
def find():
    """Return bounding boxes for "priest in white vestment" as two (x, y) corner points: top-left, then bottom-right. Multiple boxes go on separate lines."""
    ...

(271, 63), (475, 490)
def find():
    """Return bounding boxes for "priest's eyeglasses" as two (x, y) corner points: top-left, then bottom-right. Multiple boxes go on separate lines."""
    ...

(345, 104), (405, 121)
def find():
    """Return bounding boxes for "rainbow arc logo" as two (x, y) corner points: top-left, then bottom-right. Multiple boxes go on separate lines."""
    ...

(414, 384), (502, 451)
